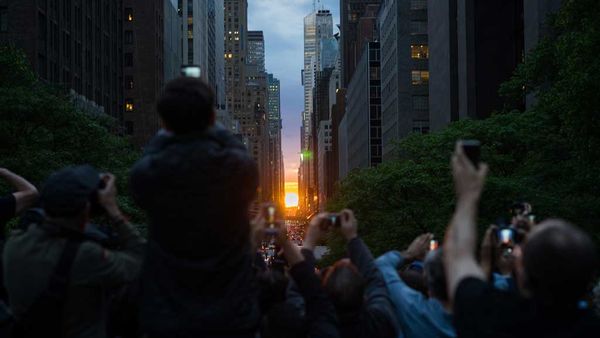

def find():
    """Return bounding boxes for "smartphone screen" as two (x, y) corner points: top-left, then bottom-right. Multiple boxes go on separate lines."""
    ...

(181, 66), (201, 78)
(461, 140), (481, 168)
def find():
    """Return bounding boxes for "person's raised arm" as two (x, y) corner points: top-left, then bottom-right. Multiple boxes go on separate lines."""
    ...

(444, 142), (488, 302)
(0, 168), (39, 214)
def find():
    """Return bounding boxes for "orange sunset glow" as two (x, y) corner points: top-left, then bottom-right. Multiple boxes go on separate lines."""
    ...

(285, 182), (299, 208)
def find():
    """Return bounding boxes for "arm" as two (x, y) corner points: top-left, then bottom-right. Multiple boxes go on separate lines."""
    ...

(281, 226), (339, 338)
(0, 168), (39, 214)
(444, 143), (488, 302)
(339, 210), (397, 336)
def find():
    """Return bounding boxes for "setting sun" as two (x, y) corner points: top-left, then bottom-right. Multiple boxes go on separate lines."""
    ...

(285, 193), (299, 208)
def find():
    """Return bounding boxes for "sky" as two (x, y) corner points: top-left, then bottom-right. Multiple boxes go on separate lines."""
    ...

(247, 0), (341, 194)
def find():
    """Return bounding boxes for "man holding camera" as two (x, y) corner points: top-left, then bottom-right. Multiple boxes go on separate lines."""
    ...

(3, 165), (144, 337)
(130, 77), (260, 337)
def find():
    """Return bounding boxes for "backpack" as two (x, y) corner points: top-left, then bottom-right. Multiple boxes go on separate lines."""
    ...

(10, 239), (82, 338)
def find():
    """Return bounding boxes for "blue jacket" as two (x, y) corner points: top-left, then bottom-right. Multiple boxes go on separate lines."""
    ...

(375, 251), (456, 338)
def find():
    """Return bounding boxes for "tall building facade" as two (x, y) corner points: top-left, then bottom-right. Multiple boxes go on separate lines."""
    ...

(122, 0), (182, 146)
(379, 0), (429, 161)
(346, 41), (382, 170)
(300, 9), (333, 214)
(340, 0), (382, 87)
(428, 0), (524, 132)
(180, 0), (228, 128)
(268, 74), (284, 208)
(247, 30), (265, 72)
(0, 0), (124, 119)
(225, 0), (248, 136)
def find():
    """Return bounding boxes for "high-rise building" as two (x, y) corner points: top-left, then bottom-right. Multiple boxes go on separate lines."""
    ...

(122, 0), (182, 146)
(268, 74), (284, 208)
(225, 0), (248, 135)
(346, 41), (382, 170)
(379, 0), (429, 161)
(428, 0), (524, 132)
(180, 0), (228, 128)
(0, 0), (125, 119)
(247, 30), (265, 72)
(340, 0), (382, 87)
(300, 8), (333, 214)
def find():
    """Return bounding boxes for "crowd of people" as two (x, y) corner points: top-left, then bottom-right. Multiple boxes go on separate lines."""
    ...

(0, 77), (599, 338)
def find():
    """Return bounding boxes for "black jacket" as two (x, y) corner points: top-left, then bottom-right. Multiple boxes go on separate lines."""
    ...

(130, 127), (260, 337)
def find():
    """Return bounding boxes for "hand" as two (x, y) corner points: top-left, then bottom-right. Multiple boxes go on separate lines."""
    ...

(402, 233), (432, 261)
(0, 168), (10, 177)
(97, 173), (122, 219)
(339, 209), (358, 241)
(304, 213), (331, 251)
(480, 225), (498, 280)
(452, 142), (488, 203)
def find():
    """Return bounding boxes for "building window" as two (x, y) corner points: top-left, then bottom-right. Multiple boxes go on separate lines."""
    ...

(410, 20), (427, 35)
(410, 0), (427, 10)
(125, 75), (134, 89)
(0, 7), (7, 32)
(125, 121), (134, 135)
(411, 70), (429, 85)
(124, 30), (133, 44)
(411, 45), (429, 59)
(412, 95), (429, 111)
(412, 120), (430, 134)
(125, 99), (134, 112)
(125, 8), (133, 22)
(124, 53), (133, 67)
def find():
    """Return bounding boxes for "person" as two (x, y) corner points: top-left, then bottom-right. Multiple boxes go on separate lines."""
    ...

(320, 210), (397, 338)
(3, 165), (144, 338)
(130, 77), (260, 337)
(480, 225), (518, 292)
(0, 168), (38, 231)
(444, 141), (600, 338)
(258, 212), (339, 338)
(376, 234), (455, 338)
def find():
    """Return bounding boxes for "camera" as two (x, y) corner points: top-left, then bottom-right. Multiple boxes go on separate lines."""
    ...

(429, 239), (439, 251)
(181, 65), (201, 78)
(497, 227), (515, 246)
(89, 175), (108, 216)
(320, 213), (342, 230)
(461, 140), (481, 168)
(264, 205), (279, 235)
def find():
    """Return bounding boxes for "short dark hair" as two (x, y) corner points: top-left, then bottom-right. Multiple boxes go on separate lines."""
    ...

(157, 77), (215, 134)
(323, 260), (365, 314)
(524, 220), (598, 309)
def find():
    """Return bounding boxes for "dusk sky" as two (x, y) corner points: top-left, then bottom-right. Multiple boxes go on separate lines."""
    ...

(248, 0), (340, 191)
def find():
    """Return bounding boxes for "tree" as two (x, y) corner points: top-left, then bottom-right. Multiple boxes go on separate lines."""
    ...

(0, 46), (144, 223)
(324, 0), (600, 264)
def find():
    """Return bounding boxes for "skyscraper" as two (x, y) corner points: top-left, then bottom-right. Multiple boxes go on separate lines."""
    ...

(300, 8), (333, 214)
(122, 0), (183, 146)
(340, 0), (382, 87)
(379, 0), (429, 161)
(247, 31), (265, 72)
(0, 0), (125, 120)
(180, 0), (228, 128)
(428, 0), (524, 132)
(268, 74), (284, 208)
(224, 0), (248, 134)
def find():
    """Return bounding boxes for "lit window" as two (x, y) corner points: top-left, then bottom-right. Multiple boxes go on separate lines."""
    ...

(125, 99), (134, 112)
(411, 45), (429, 59)
(125, 8), (133, 22)
(411, 70), (429, 86)
(125, 76), (134, 89)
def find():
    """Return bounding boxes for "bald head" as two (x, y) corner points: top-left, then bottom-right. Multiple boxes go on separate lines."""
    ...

(523, 220), (598, 309)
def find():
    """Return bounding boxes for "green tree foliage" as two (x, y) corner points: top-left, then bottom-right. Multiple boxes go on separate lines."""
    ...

(324, 0), (600, 264)
(0, 46), (143, 222)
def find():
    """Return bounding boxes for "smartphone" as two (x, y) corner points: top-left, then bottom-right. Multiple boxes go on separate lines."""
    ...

(264, 205), (279, 235)
(498, 228), (515, 245)
(319, 213), (342, 231)
(429, 239), (439, 251)
(461, 140), (481, 168)
(181, 65), (201, 78)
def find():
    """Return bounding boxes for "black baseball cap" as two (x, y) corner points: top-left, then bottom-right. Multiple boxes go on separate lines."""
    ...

(41, 165), (101, 217)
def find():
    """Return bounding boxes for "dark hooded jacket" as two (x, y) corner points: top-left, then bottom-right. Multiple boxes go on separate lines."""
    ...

(130, 126), (260, 337)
